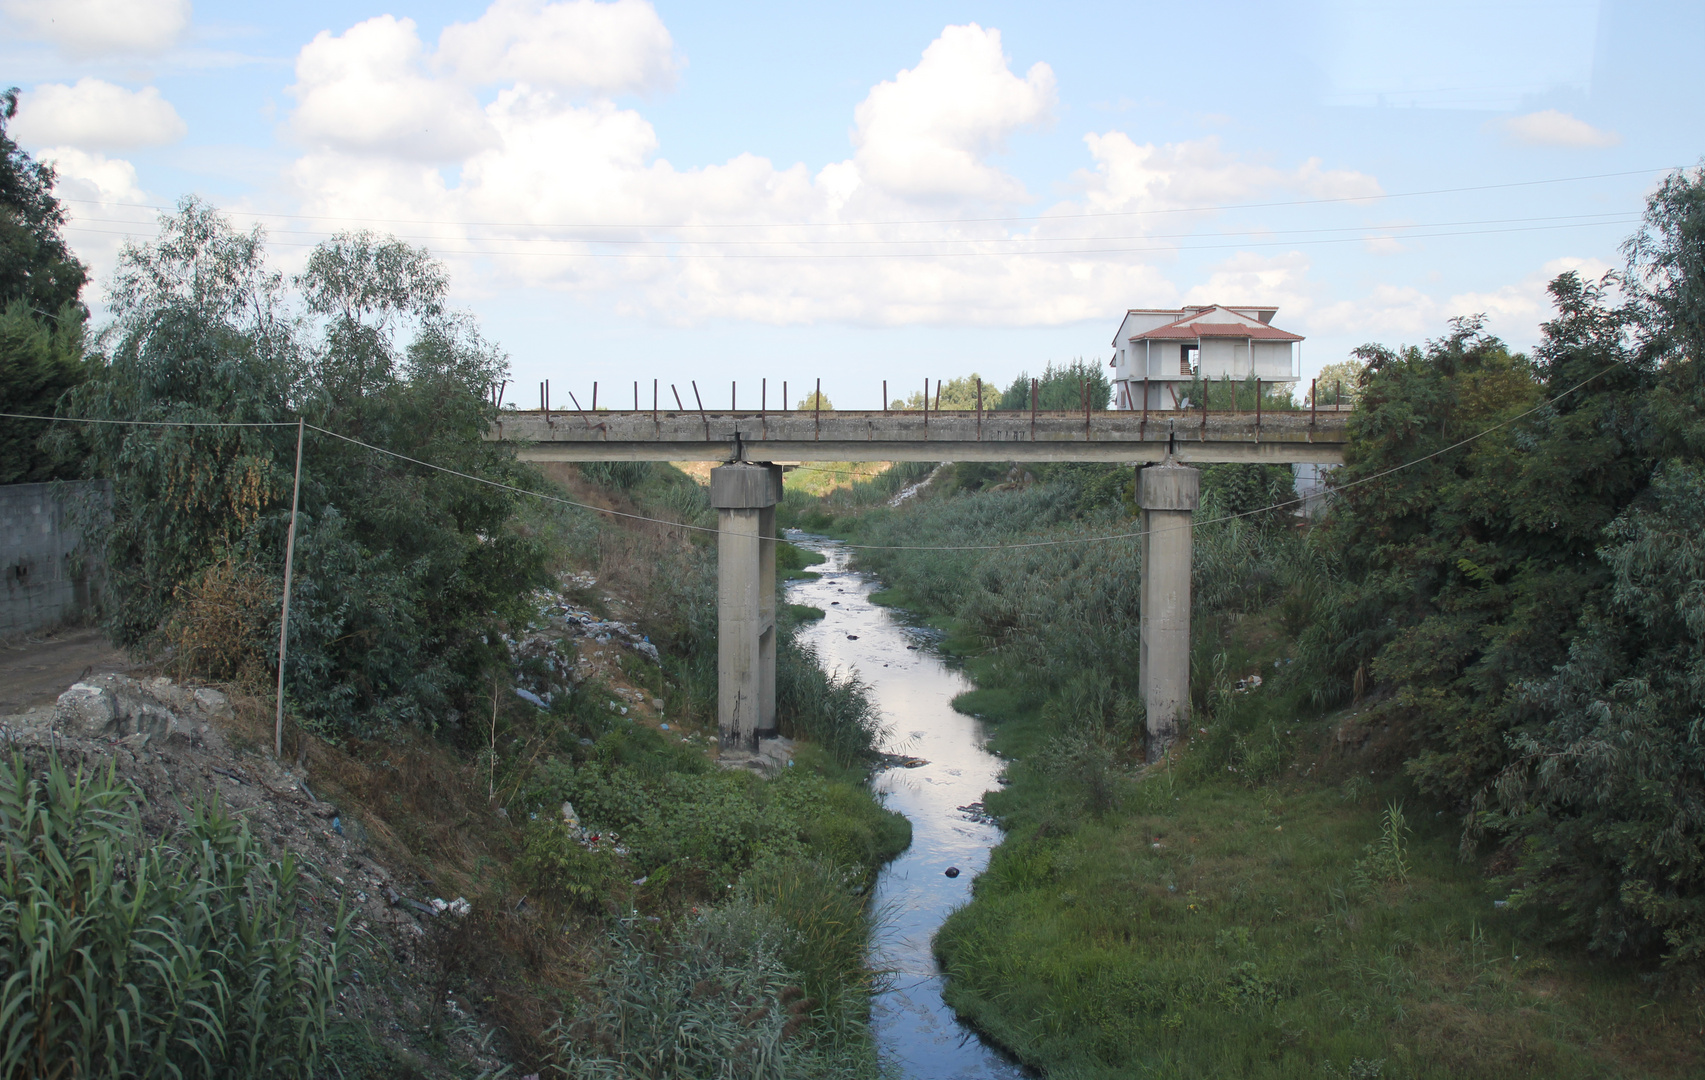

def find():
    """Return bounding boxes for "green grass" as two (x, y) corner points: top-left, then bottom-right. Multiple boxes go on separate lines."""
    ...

(778, 539), (826, 581)
(934, 740), (1701, 1079)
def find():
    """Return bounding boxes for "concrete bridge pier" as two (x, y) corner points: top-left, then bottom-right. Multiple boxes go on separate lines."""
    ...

(1138, 461), (1199, 762)
(710, 462), (782, 753)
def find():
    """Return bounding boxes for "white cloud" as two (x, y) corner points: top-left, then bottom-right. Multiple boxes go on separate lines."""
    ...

(1308, 256), (1616, 344)
(12, 79), (186, 151)
(39, 146), (147, 205)
(437, 0), (676, 96)
(37, 147), (151, 284)
(1, 0), (191, 58)
(848, 24), (1055, 203)
(1070, 133), (1381, 216)
(288, 16), (497, 161)
(1498, 109), (1621, 149)
(275, 14), (1378, 328)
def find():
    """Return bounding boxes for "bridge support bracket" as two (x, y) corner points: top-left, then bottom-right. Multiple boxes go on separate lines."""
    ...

(1138, 461), (1199, 762)
(711, 462), (782, 753)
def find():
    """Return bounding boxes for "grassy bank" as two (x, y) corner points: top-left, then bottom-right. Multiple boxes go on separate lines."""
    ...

(828, 467), (1703, 1079)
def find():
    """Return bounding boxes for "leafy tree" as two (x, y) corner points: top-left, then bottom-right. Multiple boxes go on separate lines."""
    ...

(0, 88), (86, 317)
(1307, 358), (1366, 406)
(0, 87), (91, 481)
(1475, 168), (1705, 963)
(891, 373), (993, 410)
(795, 388), (832, 410)
(996, 359), (1110, 411)
(67, 199), (546, 736)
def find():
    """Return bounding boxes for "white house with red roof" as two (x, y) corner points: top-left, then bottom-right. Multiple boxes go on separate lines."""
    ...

(1108, 305), (1303, 410)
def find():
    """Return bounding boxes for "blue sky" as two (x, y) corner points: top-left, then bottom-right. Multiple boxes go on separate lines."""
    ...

(4, 0), (1701, 408)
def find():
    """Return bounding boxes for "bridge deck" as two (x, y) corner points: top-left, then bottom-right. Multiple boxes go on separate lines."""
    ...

(491, 409), (1349, 464)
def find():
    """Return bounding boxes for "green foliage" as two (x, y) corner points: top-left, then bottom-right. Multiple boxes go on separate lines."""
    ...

(549, 900), (882, 1080)
(1293, 171), (1705, 963)
(891, 373), (993, 411)
(794, 389), (832, 410)
(776, 636), (888, 766)
(0, 299), (88, 482)
(1309, 359), (1367, 406)
(0, 89), (91, 482)
(0, 89), (87, 318)
(0, 752), (348, 1079)
(995, 358), (1110, 411)
(62, 199), (548, 735)
(1353, 802), (1412, 888)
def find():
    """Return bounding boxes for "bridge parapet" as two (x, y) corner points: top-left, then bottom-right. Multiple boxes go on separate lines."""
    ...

(489, 409), (1349, 464)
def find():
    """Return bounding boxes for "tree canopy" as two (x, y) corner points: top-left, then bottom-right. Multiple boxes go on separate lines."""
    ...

(0, 87), (91, 482)
(1300, 166), (1705, 964)
(64, 198), (547, 737)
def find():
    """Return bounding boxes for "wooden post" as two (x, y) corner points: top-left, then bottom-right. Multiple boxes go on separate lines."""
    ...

(783, 381), (788, 410)
(1030, 378), (1038, 441)
(592, 382), (598, 412)
(761, 378), (766, 417)
(1255, 378), (1261, 430)
(691, 380), (708, 440)
(883, 380), (887, 414)
(671, 384), (685, 411)
(934, 380), (941, 412)
(814, 378), (821, 440)
(923, 379), (929, 433)
(653, 379), (658, 423)
(732, 380), (736, 412)
(1337, 380), (1342, 409)
(275, 418), (304, 759)
(1142, 377), (1149, 431)
(975, 376), (982, 439)
(1310, 378), (1317, 426)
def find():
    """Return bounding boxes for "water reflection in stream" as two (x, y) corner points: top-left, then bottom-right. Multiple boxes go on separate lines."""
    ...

(785, 532), (1030, 1079)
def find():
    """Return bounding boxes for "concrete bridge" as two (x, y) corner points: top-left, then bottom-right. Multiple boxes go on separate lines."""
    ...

(492, 408), (1350, 761)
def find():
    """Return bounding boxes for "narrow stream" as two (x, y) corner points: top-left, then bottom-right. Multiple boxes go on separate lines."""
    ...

(785, 532), (1030, 1080)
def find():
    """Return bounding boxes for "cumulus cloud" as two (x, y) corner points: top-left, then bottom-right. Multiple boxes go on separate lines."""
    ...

(1498, 109), (1621, 149)
(437, 0), (676, 95)
(289, 16), (497, 161)
(1309, 256), (1615, 343)
(848, 24), (1055, 204)
(11, 79), (186, 151)
(1, 0), (191, 58)
(1071, 133), (1381, 216)
(275, 12), (1378, 328)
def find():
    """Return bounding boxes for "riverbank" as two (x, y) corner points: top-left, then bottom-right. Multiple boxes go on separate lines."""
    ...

(833, 473), (1703, 1079)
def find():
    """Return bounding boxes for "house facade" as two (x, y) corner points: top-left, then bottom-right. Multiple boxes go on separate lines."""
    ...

(1109, 304), (1303, 410)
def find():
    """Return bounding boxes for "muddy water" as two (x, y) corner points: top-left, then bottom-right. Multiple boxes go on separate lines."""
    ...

(785, 532), (1030, 1079)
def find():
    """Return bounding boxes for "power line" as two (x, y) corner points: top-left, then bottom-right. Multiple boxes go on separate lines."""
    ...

(61, 216), (1640, 260)
(58, 166), (1678, 232)
(60, 209), (1638, 247)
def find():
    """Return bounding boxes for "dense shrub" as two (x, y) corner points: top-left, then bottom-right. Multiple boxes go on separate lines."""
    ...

(549, 897), (882, 1080)
(0, 753), (348, 1079)
(58, 200), (548, 736)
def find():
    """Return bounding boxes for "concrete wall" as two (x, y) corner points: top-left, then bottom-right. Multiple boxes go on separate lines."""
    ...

(1, 481), (109, 637)
(1253, 340), (1294, 379)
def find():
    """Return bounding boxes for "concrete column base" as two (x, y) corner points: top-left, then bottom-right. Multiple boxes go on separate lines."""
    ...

(1138, 462), (1199, 762)
(711, 463), (782, 752)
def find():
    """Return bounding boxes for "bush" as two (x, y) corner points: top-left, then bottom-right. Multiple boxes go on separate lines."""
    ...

(0, 752), (349, 1079)
(549, 901), (881, 1080)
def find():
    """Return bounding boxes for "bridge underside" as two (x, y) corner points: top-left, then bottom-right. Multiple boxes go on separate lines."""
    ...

(494, 410), (1347, 465)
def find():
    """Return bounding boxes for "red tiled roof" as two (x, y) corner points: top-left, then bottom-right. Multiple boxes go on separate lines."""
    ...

(1129, 313), (1302, 342)
(1190, 322), (1304, 341)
